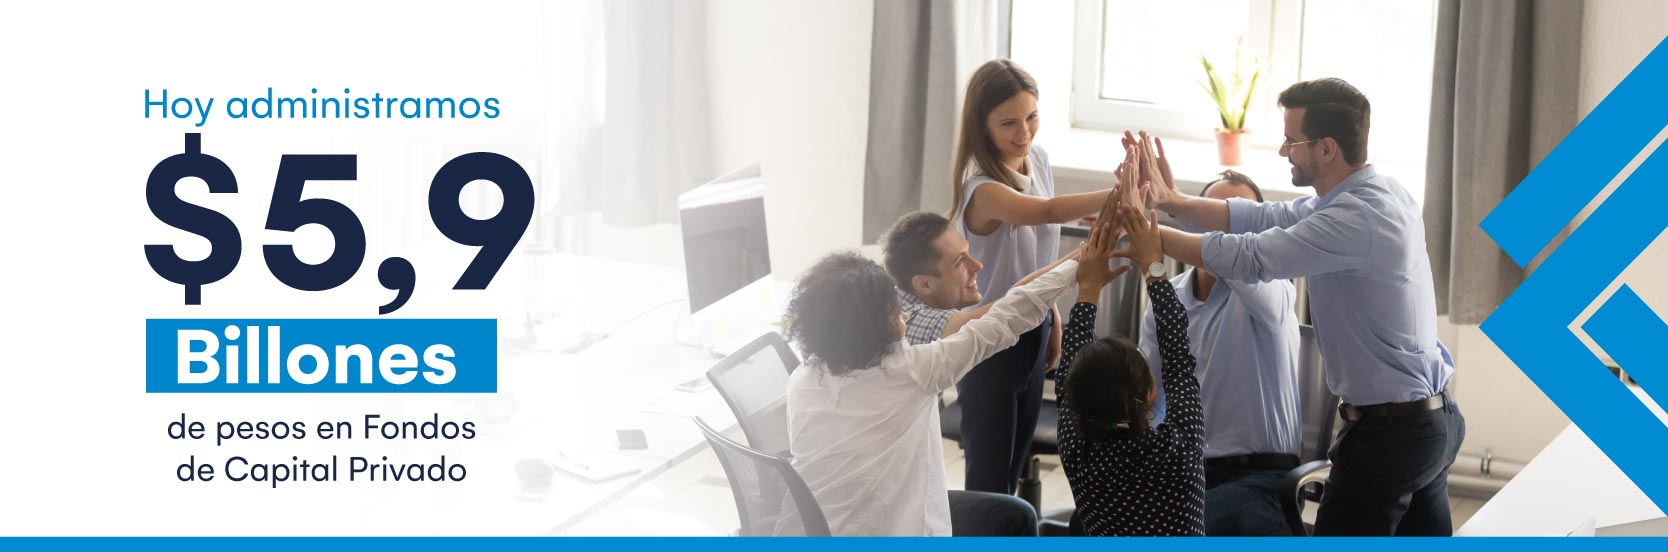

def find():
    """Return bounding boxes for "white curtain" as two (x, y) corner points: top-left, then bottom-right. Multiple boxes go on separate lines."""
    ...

(861, 0), (1006, 242)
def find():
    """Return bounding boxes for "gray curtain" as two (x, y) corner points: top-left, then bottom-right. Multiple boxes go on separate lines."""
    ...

(552, 0), (715, 228)
(1424, 0), (1583, 324)
(861, 0), (1006, 243)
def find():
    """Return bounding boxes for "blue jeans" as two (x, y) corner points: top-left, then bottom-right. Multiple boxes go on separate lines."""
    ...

(1204, 466), (1289, 536)
(949, 490), (1038, 536)
(1314, 399), (1466, 535)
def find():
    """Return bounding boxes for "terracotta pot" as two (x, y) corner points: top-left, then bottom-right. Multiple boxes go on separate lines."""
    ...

(1215, 129), (1248, 166)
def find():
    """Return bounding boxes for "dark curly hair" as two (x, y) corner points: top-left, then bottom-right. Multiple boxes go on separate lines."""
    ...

(784, 251), (902, 376)
(1065, 335), (1155, 441)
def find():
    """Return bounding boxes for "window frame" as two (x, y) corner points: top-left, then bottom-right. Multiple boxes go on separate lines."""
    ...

(1069, 0), (1305, 147)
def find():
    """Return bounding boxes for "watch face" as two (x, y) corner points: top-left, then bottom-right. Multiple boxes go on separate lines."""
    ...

(1148, 262), (1165, 278)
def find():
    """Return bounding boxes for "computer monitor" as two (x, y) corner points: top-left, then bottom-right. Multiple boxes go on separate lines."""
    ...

(678, 164), (771, 314)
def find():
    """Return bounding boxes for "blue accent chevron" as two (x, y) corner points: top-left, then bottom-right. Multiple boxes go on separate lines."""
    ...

(1482, 51), (1668, 513)
(1585, 285), (1668, 405)
(1480, 37), (1668, 267)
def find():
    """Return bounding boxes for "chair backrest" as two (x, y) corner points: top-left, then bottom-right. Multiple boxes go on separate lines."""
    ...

(706, 332), (798, 457)
(1295, 324), (1339, 463)
(696, 417), (831, 536)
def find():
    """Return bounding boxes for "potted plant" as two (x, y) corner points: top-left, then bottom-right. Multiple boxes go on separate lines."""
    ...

(1198, 38), (1264, 166)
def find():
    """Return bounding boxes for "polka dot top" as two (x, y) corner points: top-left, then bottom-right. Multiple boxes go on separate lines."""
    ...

(1053, 279), (1205, 536)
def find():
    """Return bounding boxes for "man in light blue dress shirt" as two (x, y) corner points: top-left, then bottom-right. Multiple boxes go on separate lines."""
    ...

(1139, 78), (1464, 536)
(1138, 172), (1302, 536)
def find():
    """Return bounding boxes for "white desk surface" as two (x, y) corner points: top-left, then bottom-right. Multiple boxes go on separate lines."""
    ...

(1458, 385), (1666, 536)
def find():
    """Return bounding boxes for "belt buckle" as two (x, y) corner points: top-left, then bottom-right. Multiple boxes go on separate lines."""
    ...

(1337, 403), (1361, 422)
(1419, 391), (1447, 413)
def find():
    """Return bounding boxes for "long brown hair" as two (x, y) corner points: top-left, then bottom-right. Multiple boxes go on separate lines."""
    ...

(949, 59), (1040, 223)
(1065, 336), (1155, 441)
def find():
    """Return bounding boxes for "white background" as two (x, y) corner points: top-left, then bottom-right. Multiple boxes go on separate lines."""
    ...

(0, 0), (571, 535)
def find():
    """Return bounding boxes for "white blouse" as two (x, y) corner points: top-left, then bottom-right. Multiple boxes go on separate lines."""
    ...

(786, 260), (1079, 535)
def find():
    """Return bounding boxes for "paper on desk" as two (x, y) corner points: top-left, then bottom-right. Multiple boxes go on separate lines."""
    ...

(1568, 517), (1596, 537)
(547, 450), (654, 484)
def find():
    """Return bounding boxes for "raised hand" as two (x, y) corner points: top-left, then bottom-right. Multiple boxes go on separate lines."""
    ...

(1144, 132), (1176, 195)
(1111, 203), (1163, 275)
(1077, 195), (1132, 296)
(1137, 131), (1183, 210)
(1114, 141), (1147, 213)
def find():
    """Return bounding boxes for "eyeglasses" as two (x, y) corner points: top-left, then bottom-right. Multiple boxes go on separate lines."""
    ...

(1280, 137), (1324, 150)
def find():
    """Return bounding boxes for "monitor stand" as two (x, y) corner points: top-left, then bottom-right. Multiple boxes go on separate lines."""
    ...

(674, 277), (781, 357)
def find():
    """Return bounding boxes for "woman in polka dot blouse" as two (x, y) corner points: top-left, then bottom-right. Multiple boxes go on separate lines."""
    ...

(1055, 193), (1205, 536)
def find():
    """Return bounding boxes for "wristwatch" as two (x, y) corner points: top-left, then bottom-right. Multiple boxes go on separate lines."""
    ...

(1146, 261), (1167, 281)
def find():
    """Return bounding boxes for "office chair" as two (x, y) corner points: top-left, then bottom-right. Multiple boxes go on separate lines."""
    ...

(1279, 324), (1340, 536)
(696, 417), (831, 536)
(707, 331), (799, 457)
(939, 399), (1060, 511)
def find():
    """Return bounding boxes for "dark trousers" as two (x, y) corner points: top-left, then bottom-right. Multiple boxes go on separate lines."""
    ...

(1313, 399), (1466, 535)
(948, 490), (1039, 536)
(956, 313), (1051, 494)
(1204, 465), (1290, 536)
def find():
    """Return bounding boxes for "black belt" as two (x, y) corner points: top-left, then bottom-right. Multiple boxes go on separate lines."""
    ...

(1204, 453), (1300, 471)
(1339, 391), (1449, 422)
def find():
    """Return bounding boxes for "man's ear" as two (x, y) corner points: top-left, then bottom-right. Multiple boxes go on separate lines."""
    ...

(911, 274), (933, 297)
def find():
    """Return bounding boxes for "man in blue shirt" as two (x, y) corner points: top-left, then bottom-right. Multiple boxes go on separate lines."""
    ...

(1138, 78), (1464, 536)
(1138, 171), (1302, 536)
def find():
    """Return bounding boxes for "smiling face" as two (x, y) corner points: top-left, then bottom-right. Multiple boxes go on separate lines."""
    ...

(913, 228), (984, 310)
(1281, 107), (1323, 188)
(984, 91), (1040, 170)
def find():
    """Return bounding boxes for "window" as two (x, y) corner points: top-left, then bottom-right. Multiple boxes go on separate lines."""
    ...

(1066, 0), (1438, 166)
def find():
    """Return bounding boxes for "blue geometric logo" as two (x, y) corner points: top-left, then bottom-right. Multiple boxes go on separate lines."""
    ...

(1480, 36), (1668, 511)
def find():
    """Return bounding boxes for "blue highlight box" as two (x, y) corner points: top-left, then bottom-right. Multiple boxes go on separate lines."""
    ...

(144, 318), (496, 393)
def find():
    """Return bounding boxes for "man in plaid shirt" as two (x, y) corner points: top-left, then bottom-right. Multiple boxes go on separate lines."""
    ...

(884, 212), (1070, 346)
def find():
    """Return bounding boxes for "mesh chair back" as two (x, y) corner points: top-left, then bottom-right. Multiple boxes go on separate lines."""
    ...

(707, 332), (798, 456)
(1295, 324), (1340, 462)
(696, 417), (831, 536)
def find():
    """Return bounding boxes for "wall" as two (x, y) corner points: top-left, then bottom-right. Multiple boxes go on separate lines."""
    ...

(704, 0), (875, 280)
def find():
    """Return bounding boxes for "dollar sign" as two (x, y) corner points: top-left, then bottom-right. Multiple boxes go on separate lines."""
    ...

(145, 133), (242, 305)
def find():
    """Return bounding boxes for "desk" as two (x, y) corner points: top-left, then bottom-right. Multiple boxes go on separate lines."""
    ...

(1457, 385), (1666, 536)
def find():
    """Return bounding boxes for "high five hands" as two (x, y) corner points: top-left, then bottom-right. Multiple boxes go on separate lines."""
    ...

(1119, 130), (1183, 211)
(1077, 191), (1134, 299)
(1078, 130), (1171, 296)
(1111, 201), (1163, 282)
